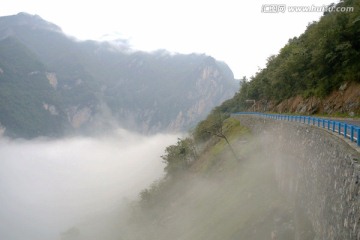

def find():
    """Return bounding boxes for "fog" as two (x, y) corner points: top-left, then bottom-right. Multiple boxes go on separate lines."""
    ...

(0, 124), (318, 240)
(119, 129), (315, 240)
(0, 129), (179, 240)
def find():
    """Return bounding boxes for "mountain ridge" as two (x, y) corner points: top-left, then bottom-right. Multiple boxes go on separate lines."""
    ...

(0, 13), (238, 138)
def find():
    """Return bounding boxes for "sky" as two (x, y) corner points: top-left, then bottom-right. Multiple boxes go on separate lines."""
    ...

(0, 0), (340, 79)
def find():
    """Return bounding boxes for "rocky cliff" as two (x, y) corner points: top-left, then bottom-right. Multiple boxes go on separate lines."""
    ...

(251, 82), (360, 117)
(0, 13), (238, 138)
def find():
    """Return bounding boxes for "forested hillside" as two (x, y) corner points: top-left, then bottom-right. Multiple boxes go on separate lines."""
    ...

(0, 37), (69, 137)
(218, 0), (360, 115)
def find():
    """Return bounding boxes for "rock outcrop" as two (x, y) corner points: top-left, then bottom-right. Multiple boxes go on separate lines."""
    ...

(256, 82), (360, 116)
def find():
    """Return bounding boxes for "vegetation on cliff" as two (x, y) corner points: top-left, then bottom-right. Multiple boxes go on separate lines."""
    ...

(124, 117), (302, 240)
(219, 0), (360, 114)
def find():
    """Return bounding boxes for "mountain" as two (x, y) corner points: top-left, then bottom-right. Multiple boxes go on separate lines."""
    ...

(0, 37), (69, 137)
(0, 13), (237, 138)
(218, 0), (360, 116)
(174, 1), (360, 201)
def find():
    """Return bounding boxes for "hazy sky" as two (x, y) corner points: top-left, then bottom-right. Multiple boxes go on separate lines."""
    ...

(1, 0), (339, 78)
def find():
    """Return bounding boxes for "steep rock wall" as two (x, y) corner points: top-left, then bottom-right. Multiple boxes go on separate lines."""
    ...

(234, 115), (360, 240)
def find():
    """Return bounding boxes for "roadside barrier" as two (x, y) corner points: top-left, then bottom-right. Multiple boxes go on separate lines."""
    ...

(233, 112), (360, 147)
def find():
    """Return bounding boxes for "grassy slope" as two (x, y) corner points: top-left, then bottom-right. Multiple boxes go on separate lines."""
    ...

(126, 118), (302, 240)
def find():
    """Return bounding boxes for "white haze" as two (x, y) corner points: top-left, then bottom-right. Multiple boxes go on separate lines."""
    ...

(1, 0), (340, 79)
(0, 130), (179, 240)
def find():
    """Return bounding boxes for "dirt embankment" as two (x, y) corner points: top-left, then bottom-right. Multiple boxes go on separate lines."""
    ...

(255, 82), (360, 116)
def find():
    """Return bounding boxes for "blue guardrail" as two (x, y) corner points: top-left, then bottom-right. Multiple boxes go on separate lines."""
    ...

(233, 112), (360, 147)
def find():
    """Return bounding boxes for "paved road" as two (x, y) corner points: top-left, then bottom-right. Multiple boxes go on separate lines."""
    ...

(323, 117), (360, 127)
(232, 113), (360, 147)
(344, 120), (360, 127)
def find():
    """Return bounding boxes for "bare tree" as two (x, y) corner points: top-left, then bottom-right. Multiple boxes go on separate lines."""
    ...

(204, 112), (239, 162)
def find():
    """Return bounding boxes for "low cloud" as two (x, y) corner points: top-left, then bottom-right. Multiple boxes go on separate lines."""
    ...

(0, 130), (178, 240)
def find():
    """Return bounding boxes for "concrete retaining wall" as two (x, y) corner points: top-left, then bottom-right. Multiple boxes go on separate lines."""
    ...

(234, 115), (360, 240)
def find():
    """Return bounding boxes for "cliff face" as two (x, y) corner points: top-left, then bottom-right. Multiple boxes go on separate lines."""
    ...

(84, 55), (237, 134)
(0, 13), (237, 138)
(165, 60), (236, 132)
(252, 82), (360, 117)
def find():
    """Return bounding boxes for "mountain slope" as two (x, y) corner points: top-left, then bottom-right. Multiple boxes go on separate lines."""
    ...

(0, 13), (237, 138)
(0, 37), (69, 138)
(120, 119), (301, 240)
(217, 0), (360, 116)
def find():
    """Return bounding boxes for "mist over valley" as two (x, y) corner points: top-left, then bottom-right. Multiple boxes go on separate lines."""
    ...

(0, 12), (240, 240)
(1, 0), (360, 238)
(0, 131), (179, 240)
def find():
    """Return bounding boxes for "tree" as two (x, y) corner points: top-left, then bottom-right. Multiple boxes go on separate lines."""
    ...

(194, 110), (239, 161)
(161, 138), (197, 176)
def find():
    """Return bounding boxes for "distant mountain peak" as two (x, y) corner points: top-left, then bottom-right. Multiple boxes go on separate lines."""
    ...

(0, 12), (62, 34)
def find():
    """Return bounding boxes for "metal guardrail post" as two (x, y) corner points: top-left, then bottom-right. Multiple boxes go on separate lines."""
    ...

(344, 124), (347, 138)
(338, 122), (341, 135)
(350, 126), (354, 142)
